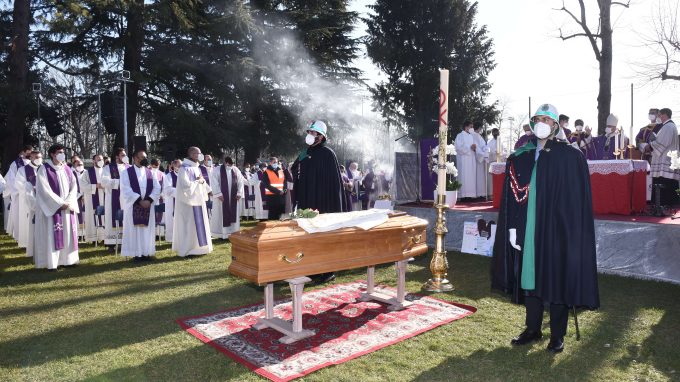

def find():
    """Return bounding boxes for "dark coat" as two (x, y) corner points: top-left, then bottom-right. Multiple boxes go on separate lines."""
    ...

(291, 142), (348, 213)
(491, 139), (600, 309)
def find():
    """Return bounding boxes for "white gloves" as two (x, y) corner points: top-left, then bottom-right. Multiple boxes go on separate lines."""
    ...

(508, 228), (522, 251)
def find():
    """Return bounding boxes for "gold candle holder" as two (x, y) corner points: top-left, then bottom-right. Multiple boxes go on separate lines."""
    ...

(422, 194), (454, 292)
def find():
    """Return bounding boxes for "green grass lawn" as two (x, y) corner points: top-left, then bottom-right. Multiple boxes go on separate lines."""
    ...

(1, 221), (679, 382)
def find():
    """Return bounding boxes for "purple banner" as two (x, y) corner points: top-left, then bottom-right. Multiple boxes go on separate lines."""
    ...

(420, 138), (438, 201)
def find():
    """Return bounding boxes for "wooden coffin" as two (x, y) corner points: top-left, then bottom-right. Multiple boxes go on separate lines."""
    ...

(229, 211), (429, 284)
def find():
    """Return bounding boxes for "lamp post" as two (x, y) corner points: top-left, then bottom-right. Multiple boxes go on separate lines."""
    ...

(119, 70), (133, 152)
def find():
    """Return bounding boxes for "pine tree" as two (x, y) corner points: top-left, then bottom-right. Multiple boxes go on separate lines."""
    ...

(365, 0), (497, 141)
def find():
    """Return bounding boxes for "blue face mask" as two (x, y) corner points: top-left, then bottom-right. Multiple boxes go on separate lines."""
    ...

(271, 163), (279, 170)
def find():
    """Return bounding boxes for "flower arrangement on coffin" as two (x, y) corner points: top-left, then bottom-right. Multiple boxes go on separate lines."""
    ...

(291, 208), (319, 219)
(377, 193), (392, 200)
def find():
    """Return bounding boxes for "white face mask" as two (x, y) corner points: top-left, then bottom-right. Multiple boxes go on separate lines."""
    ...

(562, 123), (569, 129)
(533, 122), (552, 140)
(32, 158), (43, 167)
(605, 127), (613, 135)
(207, 160), (213, 167)
(649, 114), (657, 122)
(305, 133), (316, 146)
(121, 156), (129, 164)
(96, 160), (104, 168)
(575, 125), (583, 132)
(55, 153), (66, 163)
(656, 117), (662, 124)
(197, 153), (205, 162)
(75, 165), (84, 172)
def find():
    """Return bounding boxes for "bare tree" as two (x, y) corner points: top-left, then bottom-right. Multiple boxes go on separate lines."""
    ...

(556, 0), (630, 135)
(636, 1), (680, 82)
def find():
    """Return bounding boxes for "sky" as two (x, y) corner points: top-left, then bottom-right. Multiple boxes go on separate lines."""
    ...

(348, 0), (680, 143)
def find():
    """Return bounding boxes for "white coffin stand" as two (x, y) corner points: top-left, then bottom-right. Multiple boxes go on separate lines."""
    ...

(253, 259), (413, 344)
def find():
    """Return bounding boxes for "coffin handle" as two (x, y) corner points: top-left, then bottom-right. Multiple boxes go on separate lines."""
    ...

(409, 234), (422, 246)
(279, 252), (304, 264)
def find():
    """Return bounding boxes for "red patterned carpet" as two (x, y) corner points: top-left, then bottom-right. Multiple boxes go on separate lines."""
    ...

(178, 281), (476, 382)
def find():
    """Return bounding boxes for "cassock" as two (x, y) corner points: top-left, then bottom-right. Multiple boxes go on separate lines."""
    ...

(593, 133), (630, 160)
(101, 163), (130, 245)
(454, 130), (479, 198)
(34, 161), (80, 270)
(472, 131), (488, 198)
(14, 163), (39, 251)
(210, 164), (244, 239)
(80, 166), (106, 242)
(120, 165), (162, 257)
(173, 159), (213, 256)
(284, 167), (295, 215)
(162, 171), (178, 242)
(491, 139), (599, 309)
(291, 142), (348, 213)
(4, 157), (28, 237)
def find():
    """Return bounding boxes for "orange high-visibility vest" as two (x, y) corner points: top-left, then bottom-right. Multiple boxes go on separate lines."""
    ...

(265, 168), (285, 195)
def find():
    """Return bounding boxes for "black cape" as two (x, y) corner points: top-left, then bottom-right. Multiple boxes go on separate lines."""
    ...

(491, 139), (600, 309)
(291, 142), (348, 213)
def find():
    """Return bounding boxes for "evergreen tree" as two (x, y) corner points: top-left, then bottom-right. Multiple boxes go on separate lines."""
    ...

(365, 0), (497, 141)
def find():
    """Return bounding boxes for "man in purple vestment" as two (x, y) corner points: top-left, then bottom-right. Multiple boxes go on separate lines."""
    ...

(593, 114), (630, 160)
(636, 108), (661, 163)
(514, 124), (535, 149)
(568, 119), (596, 160)
(559, 114), (572, 139)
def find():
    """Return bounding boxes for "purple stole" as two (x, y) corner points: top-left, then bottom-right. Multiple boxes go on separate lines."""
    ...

(15, 157), (25, 169)
(87, 167), (102, 225)
(127, 166), (154, 226)
(44, 163), (78, 251)
(243, 178), (251, 209)
(109, 163), (128, 226)
(220, 166), (239, 226)
(594, 134), (629, 160)
(75, 171), (84, 224)
(184, 165), (208, 247)
(170, 171), (178, 216)
(25, 165), (37, 187)
(199, 165), (211, 186)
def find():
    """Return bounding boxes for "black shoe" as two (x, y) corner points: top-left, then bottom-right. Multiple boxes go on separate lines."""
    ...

(511, 329), (543, 346)
(547, 337), (564, 353)
(132, 257), (144, 263)
(312, 272), (336, 285)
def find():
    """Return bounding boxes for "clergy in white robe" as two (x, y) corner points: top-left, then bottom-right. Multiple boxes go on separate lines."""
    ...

(649, 110), (680, 205)
(4, 146), (32, 237)
(250, 168), (269, 220)
(472, 128), (488, 198)
(80, 155), (106, 242)
(210, 157), (244, 239)
(101, 148), (130, 245)
(240, 168), (256, 218)
(14, 152), (41, 250)
(173, 148), (213, 256)
(454, 122), (479, 198)
(34, 145), (79, 270)
(22, 160), (39, 259)
(72, 158), (87, 239)
(162, 159), (181, 243)
(486, 129), (502, 197)
(120, 150), (162, 259)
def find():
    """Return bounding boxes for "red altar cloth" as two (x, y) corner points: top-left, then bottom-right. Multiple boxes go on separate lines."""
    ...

(490, 160), (649, 215)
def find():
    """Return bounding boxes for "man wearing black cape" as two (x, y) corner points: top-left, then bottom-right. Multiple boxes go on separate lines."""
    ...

(491, 103), (599, 353)
(291, 120), (349, 284)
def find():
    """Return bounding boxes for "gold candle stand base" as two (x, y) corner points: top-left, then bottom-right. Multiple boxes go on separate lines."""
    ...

(422, 194), (454, 292)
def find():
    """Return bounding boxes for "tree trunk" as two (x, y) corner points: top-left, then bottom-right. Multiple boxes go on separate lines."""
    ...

(597, 0), (613, 136)
(3, 0), (31, 173)
(120, 0), (144, 154)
